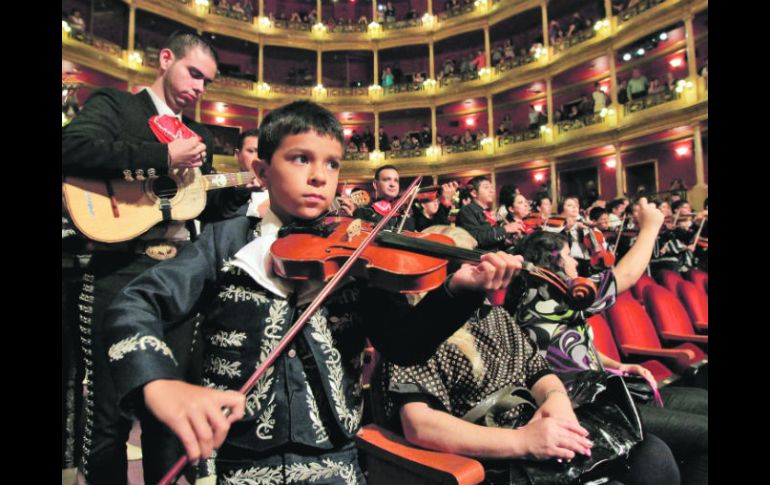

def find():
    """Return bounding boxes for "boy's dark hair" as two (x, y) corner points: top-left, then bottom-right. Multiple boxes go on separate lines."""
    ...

(607, 198), (626, 213)
(535, 193), (551, 207)
(459, 186), (473, 203)
(589, 206), (607, 221)
(467, 175), (491, 194)
(498, 184), (518, 209)
(375, 164), (399, 181)
(238, 128), (260, 150)
(164, 31), (219, 65)
(557, 195), (579, 213)
(671, 199), (689, 212)
(516, 231), (569, 272)
(257, 101), (344, 164)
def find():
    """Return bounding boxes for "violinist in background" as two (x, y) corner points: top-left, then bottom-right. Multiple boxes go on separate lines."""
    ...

(354, 164), (416, 230)
(588, 206), (611, 232)
(456, 175), (524, 250)
(559, 196), (593, 276)
(412, 182), (458, 232)
(606, 197), (628, 229)
(535, 193), (553, 220)
(101, 101), (522, 484)
(502, 193), (531, 249)
(496, 184), (520, 222)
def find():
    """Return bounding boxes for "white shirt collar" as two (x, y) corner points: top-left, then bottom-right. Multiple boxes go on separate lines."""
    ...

(144, 88), (182, 119)
(230, 207), (327, 305)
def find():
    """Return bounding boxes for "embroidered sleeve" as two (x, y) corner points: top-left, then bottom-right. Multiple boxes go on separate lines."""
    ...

(103, 222), (223, 415)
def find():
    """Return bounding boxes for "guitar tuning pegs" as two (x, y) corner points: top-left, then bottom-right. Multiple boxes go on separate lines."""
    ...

(135, 169), (146, 181)
(123, 169), (134, 182)
(147, 168), (157, 178)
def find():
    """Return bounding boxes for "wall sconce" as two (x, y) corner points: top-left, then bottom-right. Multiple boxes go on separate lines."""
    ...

(421, 13), (436, 29)
(368, 21), (382, 38)
(480, 136), (494, 154)
(675, 146), (690, 157)
(257, 82), (271, 97)
(215, 116), (225, 123)
(426, 145), (441, 161)
(534, 173), (545, 182)
(313, 84), (328, 99)
(669, 58), (683, 68)
(369, 150), (384, 163)
(593, 19), (610, 31)
(605, 158), (617, 168)
(312, 22), (327, 36)
(368, 84), (383, 98)
(195, 0), (210, 15)
(127, 51), (143, 69)
(258, 16), (273, 32)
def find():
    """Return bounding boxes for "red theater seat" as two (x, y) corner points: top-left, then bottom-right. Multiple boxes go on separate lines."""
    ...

(605, 292), (706, 374)
(631, 274), (657, 302)
(686, 268), (708, 295)
(588, 314), (677, 386)
(643, 285), (708, 351)
(657, 269), (685, 294)
(356, 424), (485, 485)
(676, 280), (708, 332)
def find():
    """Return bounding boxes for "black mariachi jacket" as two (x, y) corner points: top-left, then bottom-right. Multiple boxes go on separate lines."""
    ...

(456, 202), (507, 250)
(104, 215), (483, 454)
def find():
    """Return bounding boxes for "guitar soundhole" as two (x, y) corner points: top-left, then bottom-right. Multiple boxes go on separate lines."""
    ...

(151, 176), (178, 200)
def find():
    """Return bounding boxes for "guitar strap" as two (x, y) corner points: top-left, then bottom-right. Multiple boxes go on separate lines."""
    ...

(159, 197), (172, 222)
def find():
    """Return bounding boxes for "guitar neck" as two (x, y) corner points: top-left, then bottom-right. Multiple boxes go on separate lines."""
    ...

(203, 171), (255, 191)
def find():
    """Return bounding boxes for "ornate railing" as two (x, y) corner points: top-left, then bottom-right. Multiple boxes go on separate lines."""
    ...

(437, 2), (476, 21)
(497, 130), (541, 147)
(494, 54), (537, 74)
(66, 31), (123, 57)
(385, 148), (424, 159)
(619, 0), (668, 23)
(269, 84), (312, 96)
(383, 82), (425, 95)
(272, 19), (312, 32)
(557, 112), (606, 133)
(623, 90), (680, 115)
(210, 6), (253, 23)
(214, 76), (255, 90)
(382, 18), (423, 30)
(342, 151), (369, 161)
(328, 86), (369, 97)
(328, 22), (368, 33)
(442, 140), (482, 155)
(553, 27), (597, 53)
(439, 70), (480, 87)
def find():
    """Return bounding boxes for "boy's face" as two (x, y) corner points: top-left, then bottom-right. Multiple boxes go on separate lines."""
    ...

(253, 132), (342, 223)
(235, 136), (259, 172)
(472, 180), (494, 208)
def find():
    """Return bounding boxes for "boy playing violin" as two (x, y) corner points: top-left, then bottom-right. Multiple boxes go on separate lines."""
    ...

(103, 101), (521, 484)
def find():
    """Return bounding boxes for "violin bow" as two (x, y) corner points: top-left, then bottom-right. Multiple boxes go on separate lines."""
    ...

(395, 182), (423, 234)
(610, 212), (627, 258)
(691, 214), (706, 249)
(158, 177), (424, 485)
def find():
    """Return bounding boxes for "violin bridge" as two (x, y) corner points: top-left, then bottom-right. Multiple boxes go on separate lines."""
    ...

(345, 219), (362, 241)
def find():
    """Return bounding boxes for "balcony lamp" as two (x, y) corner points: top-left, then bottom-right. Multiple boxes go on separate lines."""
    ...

(369, 150), (384, 162)
(258, 16), (273, 31)
(62, 20), (72, 33)
(368, 84), (383, 97)
(257, 82), (271, 96)
(313, 84), (328, 99)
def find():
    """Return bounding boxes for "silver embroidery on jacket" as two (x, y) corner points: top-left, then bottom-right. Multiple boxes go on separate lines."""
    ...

(221, 458), (358, 485)
(219, 284), (271, 305)
(107, 333), (177, 363)
(309, 312), (361, 433)
(208, 330), (248, 348)
(305, 381), (331, 444)
(205, 356), (243, 378)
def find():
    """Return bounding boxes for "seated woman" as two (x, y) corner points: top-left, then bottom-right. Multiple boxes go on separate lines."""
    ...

(379, 226), (680, 485)
(511, 199), (707, 485)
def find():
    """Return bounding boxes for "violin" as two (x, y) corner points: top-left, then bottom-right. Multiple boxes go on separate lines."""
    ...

(522, 213), (544, 234)
(544, 216), (567, 231)
(582, 227), (615, 270)
(271, 216), (598, 309)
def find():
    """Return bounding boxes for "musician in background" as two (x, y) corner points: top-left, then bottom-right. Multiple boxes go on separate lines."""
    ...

(606, 198), (628, 230)
(61, 31), (249, 485)
(456, 175), (523, 250)
(588, 206), (611, 232)
(560, 196), (592, 276)
(412, 183), (457, 232)
(353, 164), (416, 230)
(535, 193), (553, 220)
